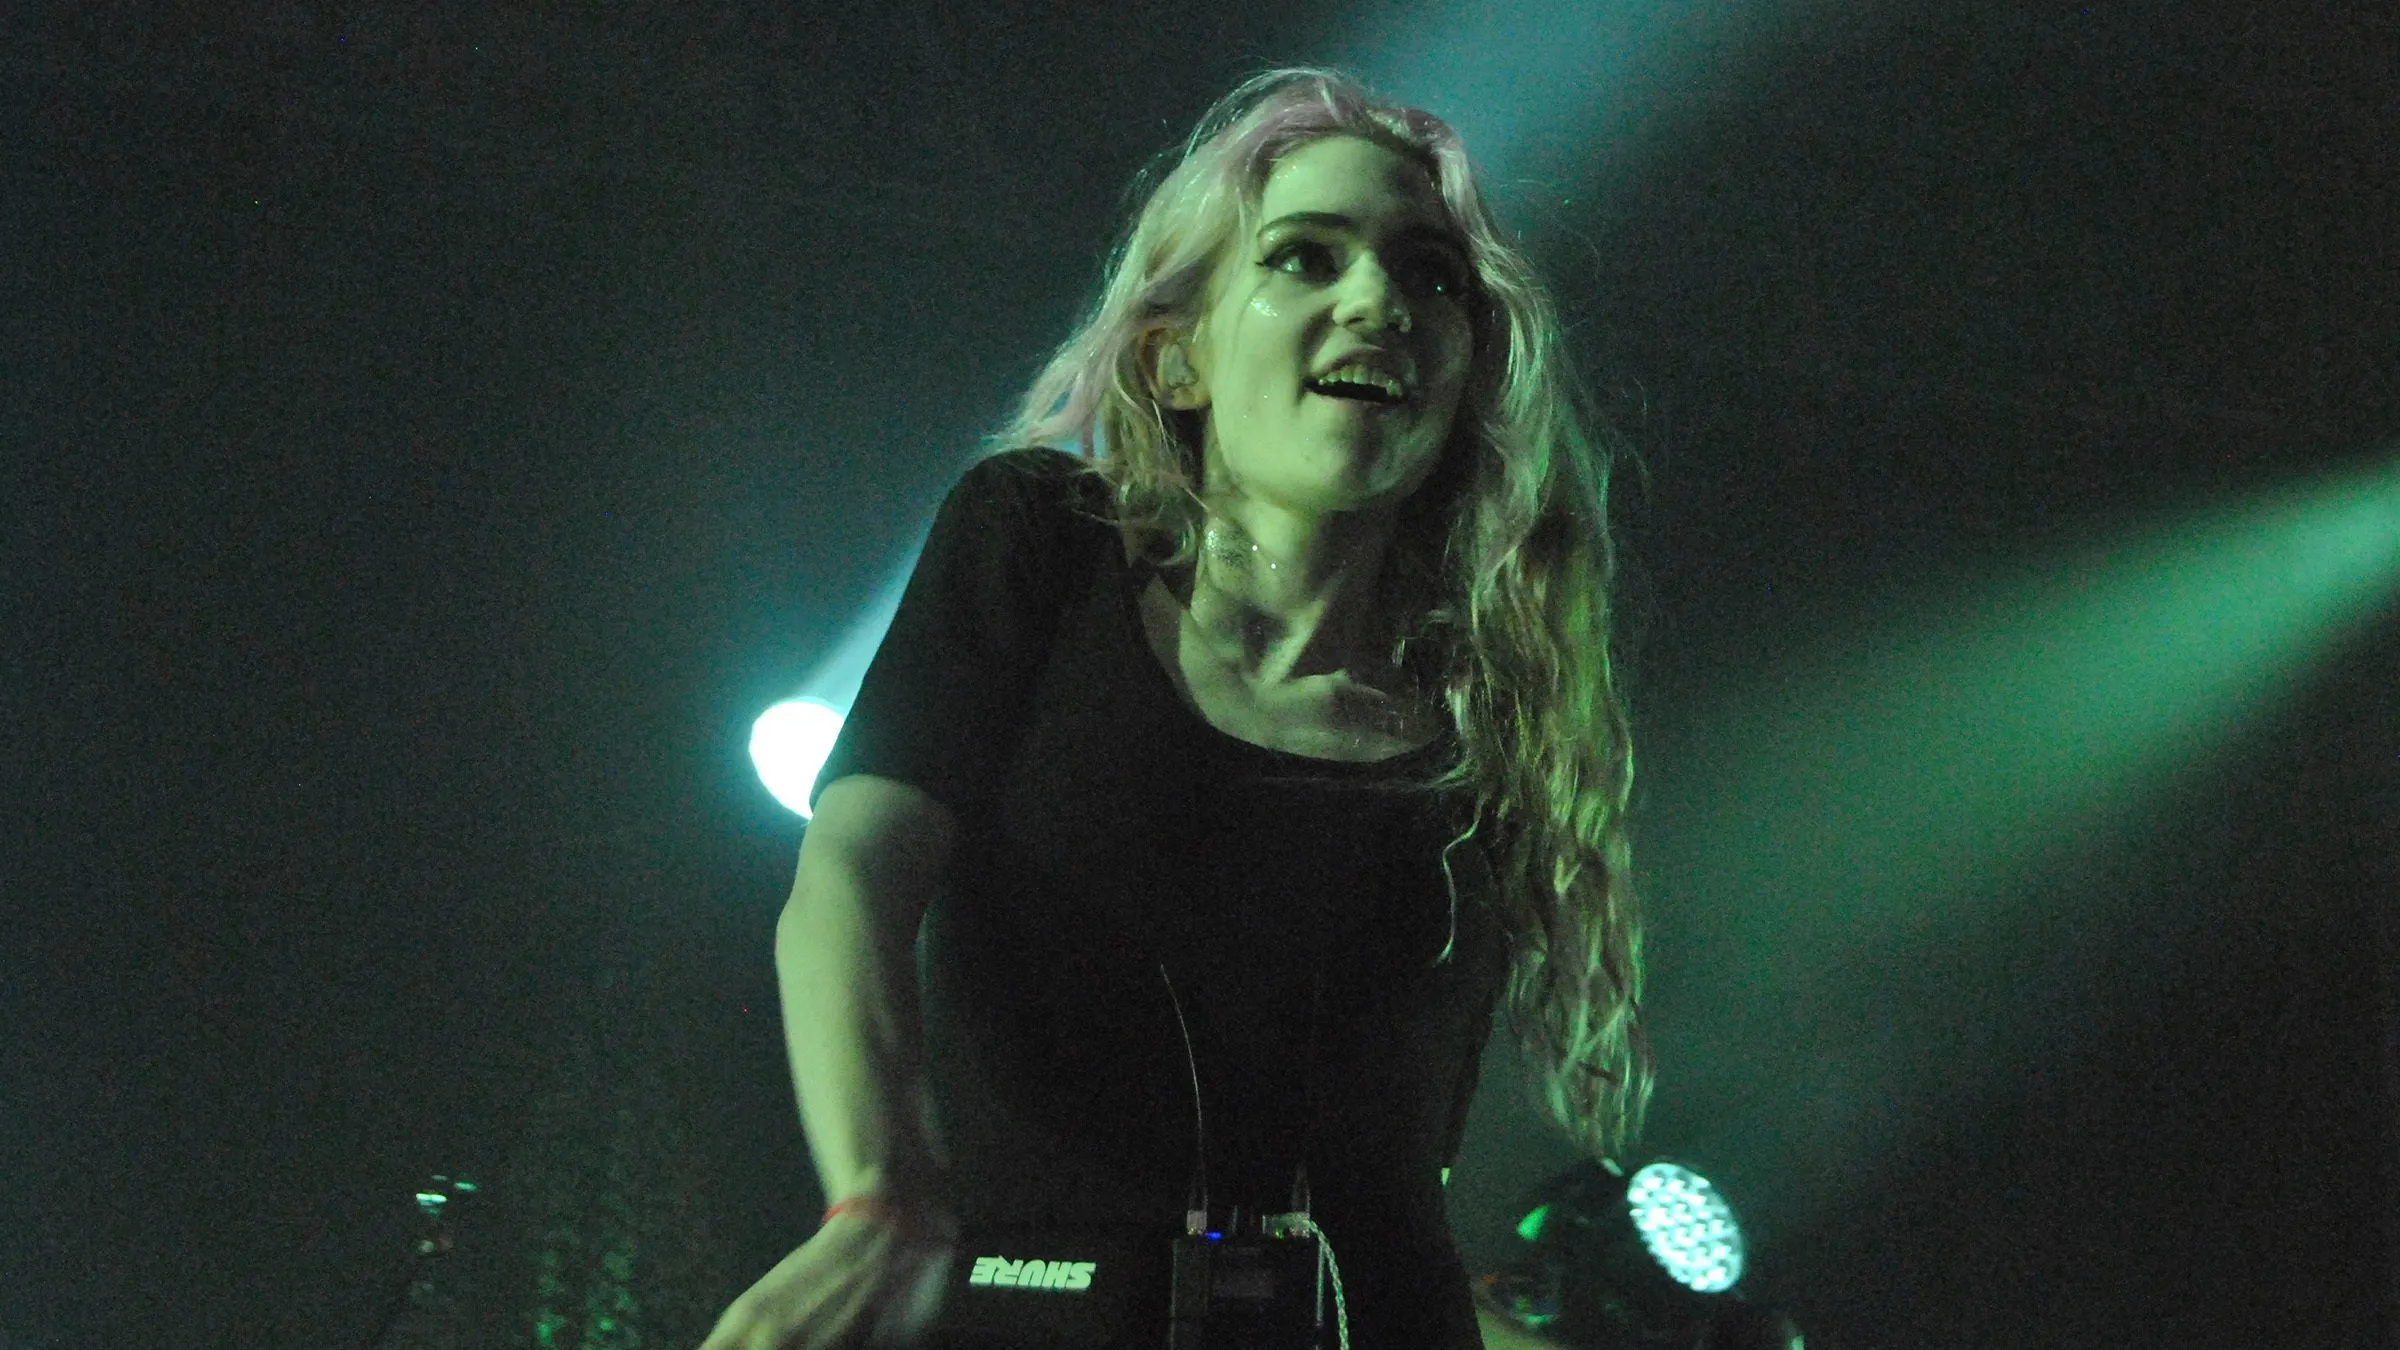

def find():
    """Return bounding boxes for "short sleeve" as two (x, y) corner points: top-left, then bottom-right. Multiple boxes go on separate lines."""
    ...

(807, 447), (1106, 819)
(1439, 839), (1511, 1174)
(1441, 998), (1498, 1174)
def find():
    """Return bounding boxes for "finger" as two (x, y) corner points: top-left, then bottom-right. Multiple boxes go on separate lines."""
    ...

(806, 1262), (885, 1350)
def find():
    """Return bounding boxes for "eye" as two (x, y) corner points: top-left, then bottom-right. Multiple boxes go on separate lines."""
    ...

(1264, 239), (1339, 279)
(1267, 238), (1469, 301)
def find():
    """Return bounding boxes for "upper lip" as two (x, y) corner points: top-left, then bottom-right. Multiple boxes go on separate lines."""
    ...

(1308, 347), (1415, 400)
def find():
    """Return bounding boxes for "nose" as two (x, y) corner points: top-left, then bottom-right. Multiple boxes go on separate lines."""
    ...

(1332, 257), (1412, 334)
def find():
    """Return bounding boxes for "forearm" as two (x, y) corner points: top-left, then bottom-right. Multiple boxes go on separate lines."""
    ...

(775, 868), (947, 1207)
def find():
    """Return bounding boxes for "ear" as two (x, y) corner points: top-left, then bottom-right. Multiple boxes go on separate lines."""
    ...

(1143, 328), (1208, 411)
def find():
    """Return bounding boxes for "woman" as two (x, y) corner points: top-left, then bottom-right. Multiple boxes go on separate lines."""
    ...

(702, 66), (1648, 1349)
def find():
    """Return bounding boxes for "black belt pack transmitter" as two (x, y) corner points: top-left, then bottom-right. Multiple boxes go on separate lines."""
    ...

(1167, 1210), (1328, 1349)
(918, 960), (1359, 1347)
(921, 1221), (1169, 1347)
(921, 1210), (1331, 1350)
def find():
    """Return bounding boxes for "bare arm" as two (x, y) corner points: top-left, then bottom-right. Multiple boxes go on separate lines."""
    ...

(777, 773), (959, 1210)
(697, 776), (962, 1350)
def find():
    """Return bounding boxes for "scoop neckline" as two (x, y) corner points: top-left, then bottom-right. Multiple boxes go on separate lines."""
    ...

(1114, 558), (1452, 773)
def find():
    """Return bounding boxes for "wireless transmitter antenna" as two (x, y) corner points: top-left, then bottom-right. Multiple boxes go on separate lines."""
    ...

(1159, 962), (1210, 1236)
(1289, 963), (1322, 1221)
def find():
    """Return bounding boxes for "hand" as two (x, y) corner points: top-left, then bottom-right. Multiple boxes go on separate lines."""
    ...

(1474, 1307), (1575, 1350)
(699, 1204), (958, 1350)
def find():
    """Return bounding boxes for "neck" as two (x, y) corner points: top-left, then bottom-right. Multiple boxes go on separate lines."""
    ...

(1183, 493), (1401, 689)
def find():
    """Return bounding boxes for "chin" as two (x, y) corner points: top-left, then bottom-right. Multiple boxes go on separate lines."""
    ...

(1360, 443), (1451, 508)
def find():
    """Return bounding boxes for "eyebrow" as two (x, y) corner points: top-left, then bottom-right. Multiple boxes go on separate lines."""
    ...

(1257, 211), (1468, 257)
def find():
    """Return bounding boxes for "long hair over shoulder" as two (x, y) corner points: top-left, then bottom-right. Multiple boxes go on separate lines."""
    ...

(979, 66), (1651, 1162)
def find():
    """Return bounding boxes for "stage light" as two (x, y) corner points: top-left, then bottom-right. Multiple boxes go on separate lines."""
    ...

(749, 697), (845, 819)
(1627, 1162), (1745, 1294)
(1478, 1158), (1774, 1344)
(750, 513), (928, 820)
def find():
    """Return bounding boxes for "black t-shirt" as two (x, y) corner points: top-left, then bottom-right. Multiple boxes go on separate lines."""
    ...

(810, 447), (1510, 1347)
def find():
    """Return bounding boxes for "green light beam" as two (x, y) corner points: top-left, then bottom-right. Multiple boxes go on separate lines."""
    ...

(1651, 454), (2400, 1236)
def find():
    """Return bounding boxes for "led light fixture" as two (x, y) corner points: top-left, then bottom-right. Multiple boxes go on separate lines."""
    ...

(1625, 1161), (1744, 1293)
(1477, 1158), (1785, 1347)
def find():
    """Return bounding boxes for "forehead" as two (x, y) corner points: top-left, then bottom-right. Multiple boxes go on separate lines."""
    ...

(1253, 135), (1453, 238)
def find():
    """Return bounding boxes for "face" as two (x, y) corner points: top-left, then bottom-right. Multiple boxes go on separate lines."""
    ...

(1158, 135), (1476, 518)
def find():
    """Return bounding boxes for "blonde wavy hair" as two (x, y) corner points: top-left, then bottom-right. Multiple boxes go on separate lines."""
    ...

(978, 67), (1651, 1162)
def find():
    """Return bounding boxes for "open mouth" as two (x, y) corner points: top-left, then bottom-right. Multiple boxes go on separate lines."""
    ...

(1302, 376), (1408, 407)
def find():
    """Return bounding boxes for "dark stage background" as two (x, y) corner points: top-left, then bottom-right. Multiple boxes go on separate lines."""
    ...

(4, 3), (2394, 1347)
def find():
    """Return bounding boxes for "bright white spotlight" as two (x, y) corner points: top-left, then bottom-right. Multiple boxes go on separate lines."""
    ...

(1626, 1162), (1745, 1293)
(750, 698), (846, 818)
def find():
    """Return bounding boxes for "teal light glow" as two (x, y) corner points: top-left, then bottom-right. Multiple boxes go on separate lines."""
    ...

(750, 697), (847, 819)
(1332, 1), (1809, 199)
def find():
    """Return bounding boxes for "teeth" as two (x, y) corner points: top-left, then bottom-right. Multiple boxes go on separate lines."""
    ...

(1313, 361), (1406, 401)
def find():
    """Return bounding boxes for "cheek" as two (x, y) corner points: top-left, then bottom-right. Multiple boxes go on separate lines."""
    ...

(1225, 310), (1306, 409)
(1442, 327), (1482, 405)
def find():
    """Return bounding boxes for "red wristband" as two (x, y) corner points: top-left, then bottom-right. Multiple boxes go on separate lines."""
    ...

(821, 1193), (952, 1241)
